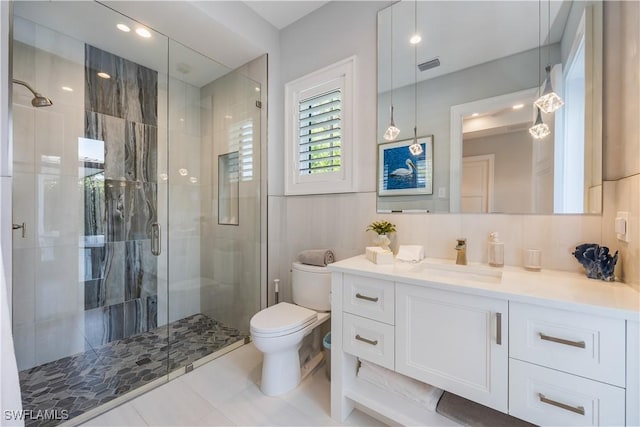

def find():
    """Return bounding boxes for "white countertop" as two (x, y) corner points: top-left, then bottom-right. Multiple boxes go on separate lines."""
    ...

(329, 255), (640, 321)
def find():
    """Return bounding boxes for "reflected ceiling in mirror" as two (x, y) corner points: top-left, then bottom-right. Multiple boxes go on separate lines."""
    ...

(377, 0), (602, 215)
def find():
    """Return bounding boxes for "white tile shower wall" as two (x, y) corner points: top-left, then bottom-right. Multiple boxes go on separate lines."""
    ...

(11, 32), (86, 369)
(268, 193), (603, 303)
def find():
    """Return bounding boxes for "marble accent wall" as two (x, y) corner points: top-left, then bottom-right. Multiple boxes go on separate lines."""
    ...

(83, 45), (158, 348)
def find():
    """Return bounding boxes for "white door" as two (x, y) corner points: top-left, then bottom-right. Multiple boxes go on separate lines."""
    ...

(461, 155), (494, 213)
(395, 283), (509, 412)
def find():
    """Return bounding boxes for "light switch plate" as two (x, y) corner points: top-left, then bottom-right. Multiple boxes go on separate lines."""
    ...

(615, 211), (630, 242)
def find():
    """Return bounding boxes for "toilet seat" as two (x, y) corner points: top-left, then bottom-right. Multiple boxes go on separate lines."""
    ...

(250, 302), (317, 337)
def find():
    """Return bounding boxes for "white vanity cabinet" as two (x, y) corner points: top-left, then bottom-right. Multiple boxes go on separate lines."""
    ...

(508, 302), (627, 426)
(395, 283), (508, 412)
(329, 256), (640, 427)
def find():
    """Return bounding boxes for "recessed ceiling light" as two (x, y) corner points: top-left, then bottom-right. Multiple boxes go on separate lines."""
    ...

(178, 168), (188, 176)
(512, 104), (525, 110)
(61, 86), (73, 92)
(189, 177), (198, 184)
(116, 24), (130, 32)
(97, 72), (111, 79)
(471, 113), (479, 117)
(409, 34), (422, 44)
(255, 87), (260, 92)
(224, 115), (233, 119)
(135, 28), (152, 38)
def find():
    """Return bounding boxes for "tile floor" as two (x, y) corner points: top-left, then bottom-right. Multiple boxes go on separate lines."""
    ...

(20, 314), (246, 427)
(83, 343), (387, 426)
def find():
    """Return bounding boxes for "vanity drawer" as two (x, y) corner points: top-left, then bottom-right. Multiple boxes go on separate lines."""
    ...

(343, 274), (394, 324)
(509, 302), (625, 387)
(509, 359), (625, 426)
(343, 312), (394, 370)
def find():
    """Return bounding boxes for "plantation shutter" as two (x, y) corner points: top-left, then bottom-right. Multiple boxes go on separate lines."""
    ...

(228, 119), (254, 181)
(298, 89), (342, 175)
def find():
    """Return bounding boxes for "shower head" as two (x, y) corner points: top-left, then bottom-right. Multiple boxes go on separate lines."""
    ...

(12, 79), (53, 107)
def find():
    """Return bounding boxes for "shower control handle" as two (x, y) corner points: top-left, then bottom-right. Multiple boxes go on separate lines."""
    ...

(12, 222), (26, 238)
(151, 222), (161, 256)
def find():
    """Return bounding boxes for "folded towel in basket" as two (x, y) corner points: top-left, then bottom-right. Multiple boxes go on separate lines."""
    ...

(298, 249), (335, 267)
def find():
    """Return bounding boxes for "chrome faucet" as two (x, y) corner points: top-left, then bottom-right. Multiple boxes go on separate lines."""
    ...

(455, 238), (467, 265)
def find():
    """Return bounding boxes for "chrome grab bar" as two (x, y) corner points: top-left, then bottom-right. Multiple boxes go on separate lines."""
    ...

(539, 333), (585, 349)
(355, 334), (378, 346)
(150, 222), (161, 256)
(355, 293), (379, 302)
(539, 393), (585, 415)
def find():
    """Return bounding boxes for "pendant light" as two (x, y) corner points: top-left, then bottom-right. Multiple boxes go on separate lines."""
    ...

(408, 0), (423, 156)
(534, 0), (564, 113)
(530, 0), (551, 139)
(529, 107), (551, 139)
(383, 3), (400, 141)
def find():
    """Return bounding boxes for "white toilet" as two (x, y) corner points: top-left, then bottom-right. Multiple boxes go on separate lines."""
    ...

(250, 262), (331, 396)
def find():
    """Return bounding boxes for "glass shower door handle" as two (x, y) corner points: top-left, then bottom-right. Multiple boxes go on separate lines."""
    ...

(151, 222), (161, 256)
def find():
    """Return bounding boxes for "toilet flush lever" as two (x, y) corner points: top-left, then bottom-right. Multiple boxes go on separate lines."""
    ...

(12, 222), (26, 238)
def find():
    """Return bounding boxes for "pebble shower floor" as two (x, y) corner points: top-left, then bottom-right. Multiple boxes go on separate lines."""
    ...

(18, 314), (247, 427)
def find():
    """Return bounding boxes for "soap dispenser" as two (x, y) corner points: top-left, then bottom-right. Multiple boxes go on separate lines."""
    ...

(488, 232), (504, 267)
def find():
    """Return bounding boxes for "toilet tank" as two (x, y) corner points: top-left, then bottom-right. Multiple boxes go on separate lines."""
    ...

(291, 262), (331, 312)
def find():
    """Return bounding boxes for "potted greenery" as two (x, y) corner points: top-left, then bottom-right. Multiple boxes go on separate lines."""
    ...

(366, 220), (397, 235)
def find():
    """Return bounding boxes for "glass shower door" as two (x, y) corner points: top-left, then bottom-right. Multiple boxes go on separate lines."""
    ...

(164, 41), (262, 371)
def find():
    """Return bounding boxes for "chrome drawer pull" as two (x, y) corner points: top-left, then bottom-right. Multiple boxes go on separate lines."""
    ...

(539, 333), (586, 349)
(355, 334), (378, 346)
(355, 293), (379, 302)
(539, 393), (585, 415)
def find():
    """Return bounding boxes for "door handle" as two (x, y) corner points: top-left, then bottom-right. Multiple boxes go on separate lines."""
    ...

(539, 333), (585, 349)
(151, 222), (161, 256)
(355, 293), (379, 302)
(496, 312), (502, 345)
(538, 393), (585, 415)
(355, 334), (378, 346)
(12, 222), (25, 238)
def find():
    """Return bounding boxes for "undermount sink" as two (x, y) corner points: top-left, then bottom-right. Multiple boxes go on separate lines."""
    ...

(407, 259), (503, 284)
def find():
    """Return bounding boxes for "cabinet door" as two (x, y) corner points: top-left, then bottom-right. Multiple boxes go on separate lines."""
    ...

(395, 283), (508, 412)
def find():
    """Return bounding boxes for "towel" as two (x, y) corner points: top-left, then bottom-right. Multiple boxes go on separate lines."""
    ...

(298, 249), (335, 267)
(358, 360), (443, 411)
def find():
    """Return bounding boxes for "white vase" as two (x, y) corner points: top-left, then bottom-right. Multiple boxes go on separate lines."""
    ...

(374, 233), (391, 251)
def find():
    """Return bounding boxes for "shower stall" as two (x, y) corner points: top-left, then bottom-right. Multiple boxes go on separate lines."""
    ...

(9, 2), (265, 425)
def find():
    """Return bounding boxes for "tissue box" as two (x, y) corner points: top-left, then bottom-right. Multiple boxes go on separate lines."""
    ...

(396, 245), (425, 262)
(365, 246), (394, 264)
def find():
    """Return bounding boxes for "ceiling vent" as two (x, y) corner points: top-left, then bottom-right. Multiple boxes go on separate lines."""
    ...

(418, 57), (440, 72)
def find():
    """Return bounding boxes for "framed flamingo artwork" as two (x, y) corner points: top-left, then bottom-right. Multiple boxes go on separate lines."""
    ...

(377, 135), (433, 196)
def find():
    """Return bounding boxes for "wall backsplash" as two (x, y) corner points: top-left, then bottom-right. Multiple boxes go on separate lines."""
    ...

(268, 192), (604, 303)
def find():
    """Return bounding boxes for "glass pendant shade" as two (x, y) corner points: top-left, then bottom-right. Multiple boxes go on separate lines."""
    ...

(534, 65), (564, 113)
(529, 107), (551, 139)
(383, 105), (400, 141)
(409, 126), (423, 155)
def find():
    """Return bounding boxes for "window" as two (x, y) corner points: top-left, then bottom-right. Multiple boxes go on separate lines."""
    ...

(228, 119), (254, 182)
(285, 56), (355, 195)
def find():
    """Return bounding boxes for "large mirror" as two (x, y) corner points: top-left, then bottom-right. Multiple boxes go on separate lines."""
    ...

(377, 0), (602, 214)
